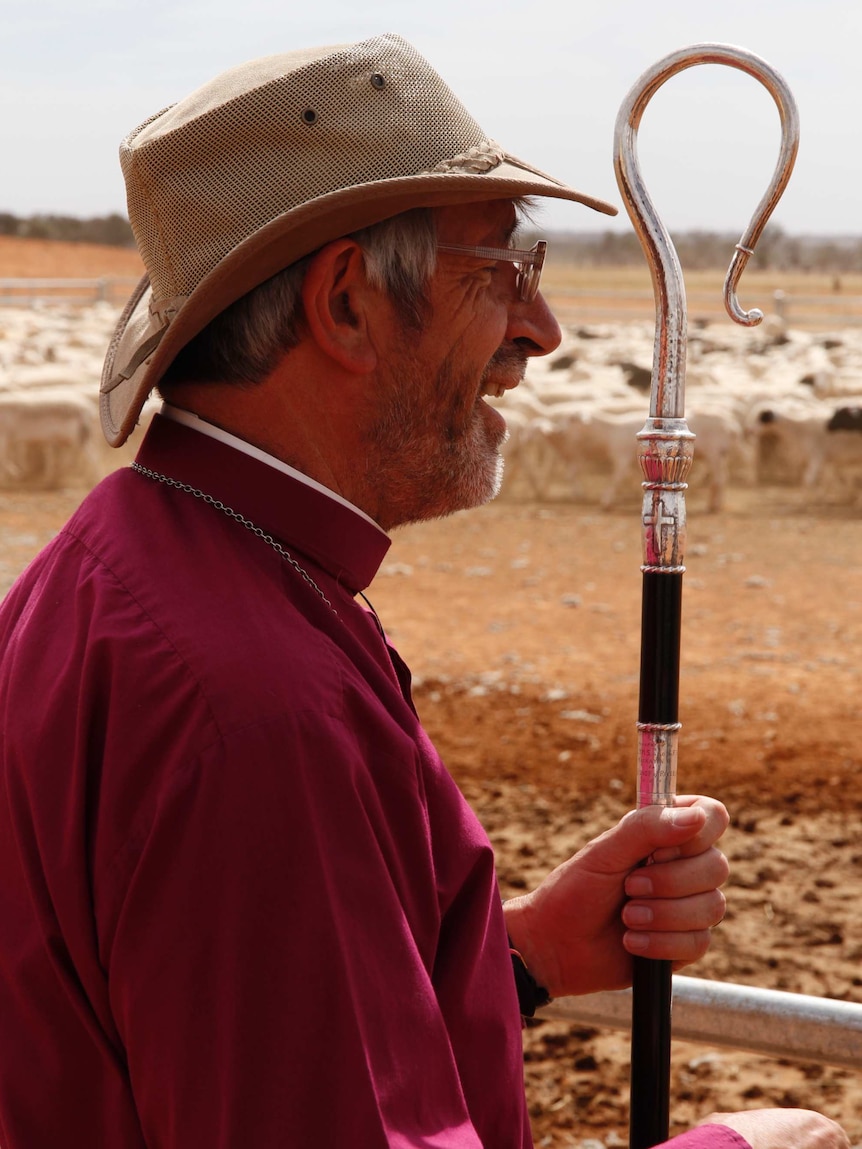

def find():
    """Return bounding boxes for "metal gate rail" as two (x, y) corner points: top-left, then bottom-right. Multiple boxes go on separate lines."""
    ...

(545, 976), (862, 1069)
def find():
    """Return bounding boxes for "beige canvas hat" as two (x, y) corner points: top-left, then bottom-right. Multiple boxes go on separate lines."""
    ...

(100, 32), (617, 446)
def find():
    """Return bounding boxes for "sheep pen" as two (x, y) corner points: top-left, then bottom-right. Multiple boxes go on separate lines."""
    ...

(1, 255), (860, 1146)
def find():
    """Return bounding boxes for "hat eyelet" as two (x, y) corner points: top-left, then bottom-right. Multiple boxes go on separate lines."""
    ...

(370, 73), (386, 90)
(301, 108), (318, 125)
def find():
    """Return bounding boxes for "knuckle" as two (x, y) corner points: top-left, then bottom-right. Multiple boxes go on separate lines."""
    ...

(687, 929), (712, 959)
(710, 891), (728, 917)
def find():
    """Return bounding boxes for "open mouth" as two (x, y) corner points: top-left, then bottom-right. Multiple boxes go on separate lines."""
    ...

(479, 349), (528, 400)
(480, 380), (511, 399)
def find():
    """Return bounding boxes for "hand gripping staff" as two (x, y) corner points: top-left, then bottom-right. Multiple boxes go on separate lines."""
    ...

(612, 44), (799, 1149)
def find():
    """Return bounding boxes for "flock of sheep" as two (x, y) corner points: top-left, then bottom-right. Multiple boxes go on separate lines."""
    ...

(494, 314), (862, 510)
(1, 302), (862, 510)
(0, 304), (154, 490)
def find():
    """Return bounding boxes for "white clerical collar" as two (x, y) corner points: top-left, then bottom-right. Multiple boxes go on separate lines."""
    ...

(159, 402), (387, 536)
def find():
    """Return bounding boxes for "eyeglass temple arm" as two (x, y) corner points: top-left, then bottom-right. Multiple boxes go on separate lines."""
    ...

(436, 242), (545, 265)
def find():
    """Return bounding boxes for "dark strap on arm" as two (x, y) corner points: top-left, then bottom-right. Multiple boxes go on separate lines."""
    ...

(509, 941), (552, 1018)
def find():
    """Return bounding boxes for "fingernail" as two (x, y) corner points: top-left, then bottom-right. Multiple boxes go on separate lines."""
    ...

(668, 808), (702, 827)
(625, 905), (654, 927)
(626, 875), (653, 897)
(626, 932), (650, 952)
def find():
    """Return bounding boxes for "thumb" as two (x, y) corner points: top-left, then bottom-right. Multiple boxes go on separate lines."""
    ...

(581, 805), (707, 875)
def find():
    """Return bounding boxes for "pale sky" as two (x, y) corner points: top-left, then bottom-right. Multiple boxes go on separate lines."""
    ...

(1, 0), (855, 238)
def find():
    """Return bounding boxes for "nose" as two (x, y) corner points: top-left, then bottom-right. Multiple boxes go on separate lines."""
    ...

(506, 290), (562, 358)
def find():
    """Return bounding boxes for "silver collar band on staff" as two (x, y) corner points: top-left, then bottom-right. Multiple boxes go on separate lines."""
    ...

(611, 43), (799, 1149)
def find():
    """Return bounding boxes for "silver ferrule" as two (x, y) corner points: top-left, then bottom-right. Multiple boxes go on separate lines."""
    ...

(637, 722), (681, 808)
(637, 418), (695, 571)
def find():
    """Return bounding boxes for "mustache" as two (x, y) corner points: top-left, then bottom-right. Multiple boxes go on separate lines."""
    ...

(481, 345), (529, 386)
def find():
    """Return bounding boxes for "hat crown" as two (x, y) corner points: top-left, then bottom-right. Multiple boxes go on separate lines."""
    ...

(121, 33), (490, 302)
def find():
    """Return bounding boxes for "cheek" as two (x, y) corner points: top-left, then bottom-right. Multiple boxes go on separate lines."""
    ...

(435, 281), (509, 348)
(447, 312), (509, 384)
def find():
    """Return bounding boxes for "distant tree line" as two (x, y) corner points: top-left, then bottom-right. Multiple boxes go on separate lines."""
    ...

(2, 212), (861, 274)
(543, 225), (862, 274)
(0, 212), (134, 247)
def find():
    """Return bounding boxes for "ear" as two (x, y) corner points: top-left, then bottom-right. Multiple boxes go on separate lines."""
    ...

(300, 240), (379, 374)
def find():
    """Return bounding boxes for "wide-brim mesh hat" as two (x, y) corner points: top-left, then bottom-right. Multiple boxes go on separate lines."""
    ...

(101, 32), (617, 446)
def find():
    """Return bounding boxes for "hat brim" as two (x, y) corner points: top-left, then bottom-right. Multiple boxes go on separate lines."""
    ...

(101, 161), (618, 446)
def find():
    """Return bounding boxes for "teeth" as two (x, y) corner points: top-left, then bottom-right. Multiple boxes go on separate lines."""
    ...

(482, 382), (506, 398)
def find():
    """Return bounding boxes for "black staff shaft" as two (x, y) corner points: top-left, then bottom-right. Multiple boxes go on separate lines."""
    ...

(630, 569), (683, 1149)
(630, 958), (673, 1147)
(638, 573), (683, 724)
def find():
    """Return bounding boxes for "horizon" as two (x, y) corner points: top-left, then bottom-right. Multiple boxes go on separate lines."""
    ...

(4, 216), (862, 247)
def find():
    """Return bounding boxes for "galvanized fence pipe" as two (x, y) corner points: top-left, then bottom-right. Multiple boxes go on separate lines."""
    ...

(545, 976), (862, 1071)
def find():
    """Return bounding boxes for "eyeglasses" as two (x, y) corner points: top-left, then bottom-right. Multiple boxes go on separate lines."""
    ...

(435, 239), (548, 303)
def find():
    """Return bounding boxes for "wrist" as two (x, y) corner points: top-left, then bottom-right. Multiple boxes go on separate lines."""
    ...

(503, 897), (554, 1015)
(508, 940), (552, 1017)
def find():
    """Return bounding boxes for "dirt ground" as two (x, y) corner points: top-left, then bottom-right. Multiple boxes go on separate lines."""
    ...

(0, 235), (143, 278)
(1, 478), (859, 1147)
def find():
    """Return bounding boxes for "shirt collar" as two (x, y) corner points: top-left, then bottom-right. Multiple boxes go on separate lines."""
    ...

(135, 412), (391, 594)
(159, 402), (386, 535)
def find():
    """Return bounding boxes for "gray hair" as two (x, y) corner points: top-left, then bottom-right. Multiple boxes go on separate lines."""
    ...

(159, 208), (438, 389)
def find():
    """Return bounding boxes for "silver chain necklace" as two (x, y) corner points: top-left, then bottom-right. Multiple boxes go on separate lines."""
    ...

(131, 461), (337, 615)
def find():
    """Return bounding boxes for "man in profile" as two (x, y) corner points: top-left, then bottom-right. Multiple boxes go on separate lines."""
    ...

(0, 32), (848, 1149)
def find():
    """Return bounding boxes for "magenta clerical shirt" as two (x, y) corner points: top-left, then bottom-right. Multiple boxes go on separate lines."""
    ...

(0, 414), (747, 1149)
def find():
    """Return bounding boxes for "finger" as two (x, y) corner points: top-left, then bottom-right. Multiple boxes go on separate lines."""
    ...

(665, 795), (731, 857)
(582, 806), (707, 876)
(623, 925), (713, 965)
(575, 796), (729, 880)
(622, 888), (727, 935)
(624, 847), (730, 900)
(637, 797), (729, 858)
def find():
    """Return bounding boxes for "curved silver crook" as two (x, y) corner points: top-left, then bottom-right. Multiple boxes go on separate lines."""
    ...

(613, 43), (800, 419)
